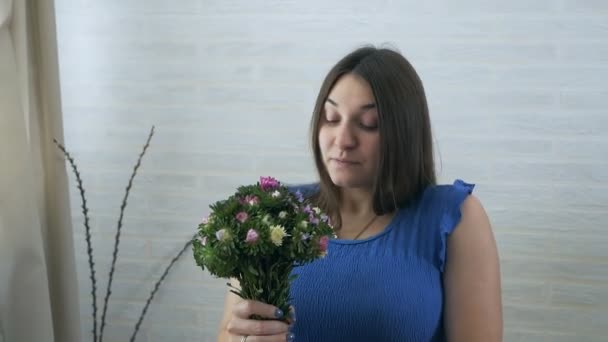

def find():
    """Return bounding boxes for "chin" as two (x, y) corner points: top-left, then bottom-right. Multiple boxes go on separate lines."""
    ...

(328, 175), (370, 189)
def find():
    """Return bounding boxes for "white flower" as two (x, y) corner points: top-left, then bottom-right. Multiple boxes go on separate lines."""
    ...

(215, 228), (231, 242)
(313, 207), (321, 214)
(271, 190), (281, 198)
(299, 220), (308, 228)
(278, 211), (287, 219)
(262, 214), (271, 224)
(269, 225), (288, 246)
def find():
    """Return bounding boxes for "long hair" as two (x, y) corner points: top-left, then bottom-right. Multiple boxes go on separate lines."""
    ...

(309, 45), (436, 229)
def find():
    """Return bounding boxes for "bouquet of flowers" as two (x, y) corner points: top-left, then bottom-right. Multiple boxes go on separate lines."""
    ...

(192, 176), (334, 322)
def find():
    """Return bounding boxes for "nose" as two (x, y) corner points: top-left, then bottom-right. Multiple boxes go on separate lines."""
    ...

(335, 123), (357, 150)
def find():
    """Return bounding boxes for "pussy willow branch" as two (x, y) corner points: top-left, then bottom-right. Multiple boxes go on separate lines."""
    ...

(99, 125), (155, 342)
(130, 234), (197, 342)
(53, 138), (98, 342)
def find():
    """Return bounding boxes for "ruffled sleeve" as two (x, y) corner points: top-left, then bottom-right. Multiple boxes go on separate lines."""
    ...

(438, 179), (475, 273)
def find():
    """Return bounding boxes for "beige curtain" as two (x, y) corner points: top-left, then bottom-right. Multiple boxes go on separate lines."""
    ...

(0, 0), (81, 341)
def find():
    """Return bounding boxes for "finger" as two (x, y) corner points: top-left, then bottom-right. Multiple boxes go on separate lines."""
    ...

(287, 306), (296, 325)
(227, 316), (290, 337)
(233, 300), (286, 320)
(231, 333), (295, 342)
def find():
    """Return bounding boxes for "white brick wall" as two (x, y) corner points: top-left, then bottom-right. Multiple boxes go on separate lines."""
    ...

(55, 1), (608, 341)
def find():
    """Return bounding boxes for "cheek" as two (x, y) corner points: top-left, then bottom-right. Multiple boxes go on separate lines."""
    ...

(364, 133), (380, 147)
(317, 127), (331, 152)
(364, 137), (381, 161)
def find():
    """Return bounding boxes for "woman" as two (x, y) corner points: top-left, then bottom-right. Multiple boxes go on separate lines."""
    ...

(217, 46), (503, 341)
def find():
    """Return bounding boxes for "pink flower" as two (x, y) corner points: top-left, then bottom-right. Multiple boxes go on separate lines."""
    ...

(201, 216), (209, 224)
(260, 176), (280, 191)
(236, 211), (248, 223)
(319, 235), (329, 252)
(240, 195), (259, 206)
(198, 236), (207, 246)
(245, 229), (259, 244)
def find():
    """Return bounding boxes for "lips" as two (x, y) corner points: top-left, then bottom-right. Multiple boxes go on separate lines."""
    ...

(329, 158), (359, 165)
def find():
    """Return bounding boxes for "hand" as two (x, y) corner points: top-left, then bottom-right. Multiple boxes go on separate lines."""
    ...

(226, 300), (295, 342)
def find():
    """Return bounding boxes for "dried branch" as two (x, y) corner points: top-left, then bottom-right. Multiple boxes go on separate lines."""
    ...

(99, 125), (155, 342)
(57, 126), (189, 342)
(130, 234), (197, 342)
(53, 138), (98, 342)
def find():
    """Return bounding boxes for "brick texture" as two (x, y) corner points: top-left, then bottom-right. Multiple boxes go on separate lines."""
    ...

(55, 1), (608, 341)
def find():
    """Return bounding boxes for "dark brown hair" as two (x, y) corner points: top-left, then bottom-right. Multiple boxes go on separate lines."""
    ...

(309, 45), (436, 229)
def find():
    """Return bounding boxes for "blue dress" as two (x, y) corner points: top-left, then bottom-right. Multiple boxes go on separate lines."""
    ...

(287, 179), (475, 341)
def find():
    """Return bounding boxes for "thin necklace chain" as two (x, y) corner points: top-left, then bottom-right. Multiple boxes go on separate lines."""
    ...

(352, 214), (379, 240)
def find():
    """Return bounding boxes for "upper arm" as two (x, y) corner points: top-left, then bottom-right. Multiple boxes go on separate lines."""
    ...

(443, 195), (503, 342)
(217, 278), (242, 341)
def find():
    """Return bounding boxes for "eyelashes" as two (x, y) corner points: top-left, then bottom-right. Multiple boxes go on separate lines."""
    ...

(360, 123), (378, 131)
(323, 117), (378, 131)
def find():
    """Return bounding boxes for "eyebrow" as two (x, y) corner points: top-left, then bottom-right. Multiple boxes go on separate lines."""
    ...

(326, 98), (376, 110)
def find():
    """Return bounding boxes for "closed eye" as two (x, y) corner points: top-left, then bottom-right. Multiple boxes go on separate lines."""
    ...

(360, 123), (378, 131)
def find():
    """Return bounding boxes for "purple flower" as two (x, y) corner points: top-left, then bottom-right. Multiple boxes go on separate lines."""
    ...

(245, 229), (259, 244)
(301, 233), (311, 241)
(309, 214), (319, 225)
(320, 214), (329, 223)
(236, 211), (248, 223)
(295, 190), (304, 203)
(303, 205), (313, 215)
(260, 176), (280, 191)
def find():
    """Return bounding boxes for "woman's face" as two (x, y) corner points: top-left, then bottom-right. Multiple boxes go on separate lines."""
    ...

(318, 73), (381, 190)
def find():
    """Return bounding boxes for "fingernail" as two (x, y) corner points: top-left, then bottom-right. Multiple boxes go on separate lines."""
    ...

(287, 332), (295, 341)
(289, 306), (296, 322)
(274, 308), (284, 318)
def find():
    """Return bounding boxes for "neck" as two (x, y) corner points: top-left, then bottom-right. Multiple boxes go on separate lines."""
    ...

(339, 187), (375, 217)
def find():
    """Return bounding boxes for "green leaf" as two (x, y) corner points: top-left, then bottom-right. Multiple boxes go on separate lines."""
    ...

(248, 265), (259, 276)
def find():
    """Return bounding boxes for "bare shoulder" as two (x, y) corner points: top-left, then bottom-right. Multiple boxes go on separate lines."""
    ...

(448, 194), (497, 273)
(450, 194), (499, 263)
(454, 194), (491, 234)
(443, 194), (503, 341)
(462, 193), (487, 218)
